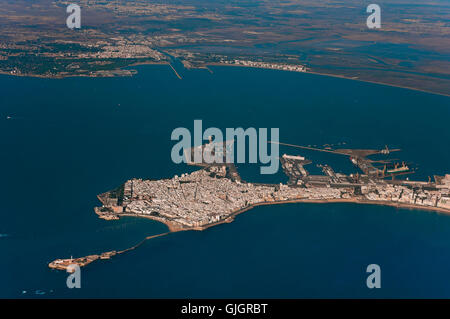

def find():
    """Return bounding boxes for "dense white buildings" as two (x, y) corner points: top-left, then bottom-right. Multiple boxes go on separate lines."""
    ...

(96, 165), (450, 229)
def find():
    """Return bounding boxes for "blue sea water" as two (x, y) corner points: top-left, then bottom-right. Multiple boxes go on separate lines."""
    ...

(0, 64), (449, 298)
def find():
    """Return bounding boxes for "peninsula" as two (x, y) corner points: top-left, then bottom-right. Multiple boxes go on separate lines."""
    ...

(49, 142), (450, 271)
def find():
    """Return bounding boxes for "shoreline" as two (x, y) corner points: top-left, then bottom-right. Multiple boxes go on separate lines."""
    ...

(106, 196), (450, 233)
(191, 197), (450, 232)
(206, 63), (450, 98)
(1, 61), (448, 97)
(49, 196), (450, 271)
(114, 213), (187, 233)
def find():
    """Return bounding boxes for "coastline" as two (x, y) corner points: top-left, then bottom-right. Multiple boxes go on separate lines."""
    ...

(205, 63), (450, 98)
(191, 197), (450, 232)
(1, 61), (448, 97)
(113, 213), (187, 233)
(49, 196), (450, 271)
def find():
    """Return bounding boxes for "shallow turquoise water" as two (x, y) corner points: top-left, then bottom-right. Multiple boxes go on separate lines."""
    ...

(0, 65), (449, 297)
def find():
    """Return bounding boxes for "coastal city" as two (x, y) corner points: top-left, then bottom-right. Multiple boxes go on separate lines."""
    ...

(221, 60), (307, 73)
(2, 0), (450, 304)
(94, 156), (450, 230)
(49, 142), (450, 271)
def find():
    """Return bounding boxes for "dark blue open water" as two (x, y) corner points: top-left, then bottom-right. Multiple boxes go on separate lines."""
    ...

(0, 65), (449, 298)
